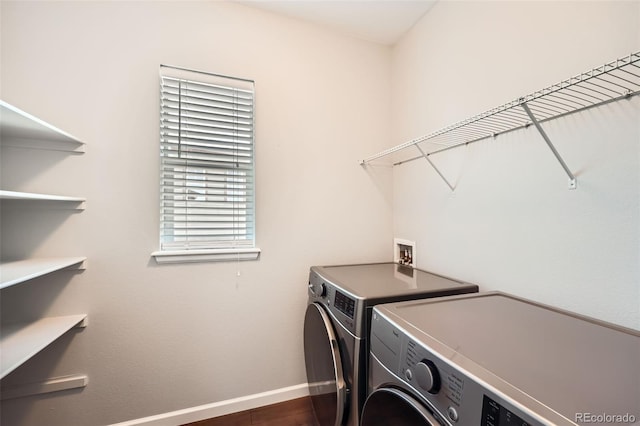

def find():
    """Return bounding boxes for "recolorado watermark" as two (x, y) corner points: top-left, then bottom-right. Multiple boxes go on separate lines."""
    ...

(575, 412), (637, 424)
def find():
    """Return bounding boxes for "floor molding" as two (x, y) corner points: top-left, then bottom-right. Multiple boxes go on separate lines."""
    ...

(108, 383), (309, 426)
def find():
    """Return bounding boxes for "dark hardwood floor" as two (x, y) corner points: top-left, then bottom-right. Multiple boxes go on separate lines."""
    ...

(182, 396), (318, 426)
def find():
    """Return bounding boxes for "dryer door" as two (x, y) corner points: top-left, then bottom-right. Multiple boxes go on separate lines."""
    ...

(303, 303), (347, 426)
(361, 388), (443, 426)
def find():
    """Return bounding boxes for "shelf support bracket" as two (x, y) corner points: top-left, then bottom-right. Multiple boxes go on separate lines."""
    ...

(520, 101), (577, 190)
(416, 144), (456, 191)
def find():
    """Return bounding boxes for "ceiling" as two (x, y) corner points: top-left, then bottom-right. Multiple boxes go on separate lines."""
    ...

(236, 1), (437, 45)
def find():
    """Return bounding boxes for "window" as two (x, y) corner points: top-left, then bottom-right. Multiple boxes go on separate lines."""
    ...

(152, 65), (259, 263)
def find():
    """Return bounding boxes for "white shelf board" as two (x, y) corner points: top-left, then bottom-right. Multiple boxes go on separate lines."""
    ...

(0, 100), (84, 152)
(0, 314), (87, 379)
(1, 374), (89, 400)
(0, 257), (86, 290)
(0, 190), (85, 203)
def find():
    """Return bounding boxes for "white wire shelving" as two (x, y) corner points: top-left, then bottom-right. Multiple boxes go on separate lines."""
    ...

(360, 51), (640, 190)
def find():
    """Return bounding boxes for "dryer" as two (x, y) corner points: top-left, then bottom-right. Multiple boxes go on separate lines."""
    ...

(303, 263), (479, 426)
(362, 292), (640, 425)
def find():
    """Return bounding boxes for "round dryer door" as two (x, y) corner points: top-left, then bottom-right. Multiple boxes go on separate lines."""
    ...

(303, 303), (347, 426)
(361, 388), (443, 426)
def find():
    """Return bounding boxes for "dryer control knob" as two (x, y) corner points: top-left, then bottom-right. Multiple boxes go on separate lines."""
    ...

(309, 282), (326, 297)
(318, 283), (326, 297)
(415, 360), (441, 394)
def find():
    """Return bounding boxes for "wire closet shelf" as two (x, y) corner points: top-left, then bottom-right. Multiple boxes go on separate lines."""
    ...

(360, 51), (640, 190)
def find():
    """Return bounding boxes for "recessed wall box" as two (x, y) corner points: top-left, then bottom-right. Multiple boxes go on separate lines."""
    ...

(394, 238), (415, 267)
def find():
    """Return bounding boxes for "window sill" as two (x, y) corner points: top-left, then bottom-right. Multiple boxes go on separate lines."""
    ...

(151, 248), (261, 264)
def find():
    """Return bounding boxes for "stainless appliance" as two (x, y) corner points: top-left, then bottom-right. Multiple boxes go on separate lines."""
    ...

(303, 263), (479, 426)
(363, 292), (640, 425)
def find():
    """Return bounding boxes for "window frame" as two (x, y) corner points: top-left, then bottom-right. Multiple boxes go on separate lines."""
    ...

(151, 65), (260, 264)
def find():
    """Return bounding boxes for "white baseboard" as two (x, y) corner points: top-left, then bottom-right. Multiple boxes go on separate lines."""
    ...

(108, 383), (309, 426)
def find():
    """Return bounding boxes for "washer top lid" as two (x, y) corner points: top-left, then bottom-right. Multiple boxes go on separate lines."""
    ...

(311, 263), (477, 301)
(377, 292), (640, 422)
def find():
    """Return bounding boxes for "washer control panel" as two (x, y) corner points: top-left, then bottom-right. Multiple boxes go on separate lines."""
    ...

(401, 338), (465, 423)
(481, 396), (530, 426)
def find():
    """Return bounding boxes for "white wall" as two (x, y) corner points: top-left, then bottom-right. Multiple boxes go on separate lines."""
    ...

(0, 2), (392, 425)
(391, 1), (640, 330)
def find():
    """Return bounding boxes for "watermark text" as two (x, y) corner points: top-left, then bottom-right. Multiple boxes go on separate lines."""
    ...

(575, 413), (636, 424)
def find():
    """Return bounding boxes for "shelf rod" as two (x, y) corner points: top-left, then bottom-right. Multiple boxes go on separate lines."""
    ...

(520, 101), (576, 190)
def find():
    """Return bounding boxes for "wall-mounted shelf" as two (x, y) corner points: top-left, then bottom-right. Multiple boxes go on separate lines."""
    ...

(0, 315), (87, 379)
(1, 99), (87, 390)
(0, 100), (84, 153)
(360, 51), (640, 190)
(0, 190), (85, 203)
(0, 257), (86, 290)
(0, 190), (86, 210)
(1, 374), (89, 400)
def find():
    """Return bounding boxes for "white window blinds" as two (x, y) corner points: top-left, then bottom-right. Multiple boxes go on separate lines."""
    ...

(159, 66), (255, 252)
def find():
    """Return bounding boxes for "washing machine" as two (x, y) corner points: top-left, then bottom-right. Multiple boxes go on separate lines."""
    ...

(303, 262), (479, 426)
(362, 292), (640, 426)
